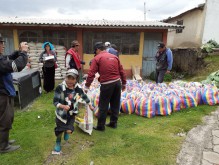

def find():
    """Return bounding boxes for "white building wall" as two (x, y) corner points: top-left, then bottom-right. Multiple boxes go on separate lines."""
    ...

(167, 9), (205, 48)
(202, 0), (219, 44)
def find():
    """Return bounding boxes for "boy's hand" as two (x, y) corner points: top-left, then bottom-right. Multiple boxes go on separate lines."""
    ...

(89, 104), (95, 111)
(83, 86), (89, 93)
(61, 105), (70, 111)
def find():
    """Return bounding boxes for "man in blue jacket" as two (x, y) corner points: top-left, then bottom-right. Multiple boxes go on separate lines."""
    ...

(0, 36), (29, 153)
(105, 42), (119, 57)
(155, 42), (173, 83)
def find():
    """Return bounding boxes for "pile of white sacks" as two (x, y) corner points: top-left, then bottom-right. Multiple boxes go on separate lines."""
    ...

(27, 42), (67, 80)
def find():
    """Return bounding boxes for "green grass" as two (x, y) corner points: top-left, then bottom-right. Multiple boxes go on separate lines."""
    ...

(1, 57), (219, 165)
(0, 88), (217, 165)
(186, 55), (219, 82)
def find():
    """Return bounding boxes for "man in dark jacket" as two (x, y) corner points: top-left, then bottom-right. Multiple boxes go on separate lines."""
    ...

(85, 42), (126, 131)
(0, 36), (29, 153)
(155, 42), (173, 83)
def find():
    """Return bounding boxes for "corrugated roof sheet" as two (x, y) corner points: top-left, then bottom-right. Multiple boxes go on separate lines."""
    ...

(0, 17), (183, 29)
(163, 3), (205, 22)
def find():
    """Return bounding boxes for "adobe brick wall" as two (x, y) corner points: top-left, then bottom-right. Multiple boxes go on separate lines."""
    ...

(172, 48), (207, 75)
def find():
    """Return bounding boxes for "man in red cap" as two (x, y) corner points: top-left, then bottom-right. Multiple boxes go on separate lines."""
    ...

(0, 35), (29, 153)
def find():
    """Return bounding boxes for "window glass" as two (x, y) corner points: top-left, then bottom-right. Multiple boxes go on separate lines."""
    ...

(0, 30), (14, 54)
(18, 30), (76, 48)
(83, 32), (140, 55)
(176, 20), (183, 33)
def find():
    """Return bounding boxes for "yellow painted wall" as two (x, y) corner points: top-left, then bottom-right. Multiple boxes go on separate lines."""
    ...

(13, 29), (19, 50)
(83, 32), (144, 70)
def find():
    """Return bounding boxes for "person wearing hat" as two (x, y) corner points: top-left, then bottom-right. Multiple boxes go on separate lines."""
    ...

(53, 69), (94, 152)
(65, 40), (85, 82)
(0, 36), (29, 153)
(104, 41), (119, 57)
(85, 42), (126, 131)
(39, 42), (57, 93)
(155, 42), (173, 83)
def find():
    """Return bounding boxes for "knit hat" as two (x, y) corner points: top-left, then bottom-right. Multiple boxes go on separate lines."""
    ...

(42, 42), (54, 50)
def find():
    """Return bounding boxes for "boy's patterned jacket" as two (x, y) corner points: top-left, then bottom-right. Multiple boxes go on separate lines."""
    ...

(53, 81), (91, 123)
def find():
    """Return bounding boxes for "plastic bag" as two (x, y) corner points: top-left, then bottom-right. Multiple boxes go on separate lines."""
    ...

(75, 105), (93, 135)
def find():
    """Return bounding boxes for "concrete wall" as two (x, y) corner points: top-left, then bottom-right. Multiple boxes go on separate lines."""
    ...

(167, 8), (205, 48)
(202, 0), (219, 44)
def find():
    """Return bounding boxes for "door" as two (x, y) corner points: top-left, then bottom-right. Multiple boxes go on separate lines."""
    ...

(142, 32), (162, 78)
(4, 37), (14, 55)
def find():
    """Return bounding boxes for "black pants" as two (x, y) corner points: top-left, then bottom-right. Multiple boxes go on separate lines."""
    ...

(155, 69), (166, 83)
(0, 95), (14, 149)
(54, 115), (75, 137)
(97, 80), (121, 127)
(43, 65), (55, 92)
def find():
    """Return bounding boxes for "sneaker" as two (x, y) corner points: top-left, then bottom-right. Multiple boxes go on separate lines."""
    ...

(106, 123), (117, 128)
(64, 132), (69, 141)
(0, 145), (20, 153)
(9, 140), (16, 145)
(54, 142), (61, 152)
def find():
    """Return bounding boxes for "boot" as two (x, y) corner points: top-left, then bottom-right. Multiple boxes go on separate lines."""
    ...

(54, 133), (62, 152)
(64, 132), (69, 141)
(0, 131), (9, 150)
(93, 119), (105, 131)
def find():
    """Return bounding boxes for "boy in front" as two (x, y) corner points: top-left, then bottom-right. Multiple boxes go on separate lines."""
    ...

(53, 69), (93, 152)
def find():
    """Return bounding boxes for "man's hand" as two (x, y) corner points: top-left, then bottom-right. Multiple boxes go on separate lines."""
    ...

(19, 42), (29, 53)
(166, 70), (171, 74)
(122, 85), (126, 92)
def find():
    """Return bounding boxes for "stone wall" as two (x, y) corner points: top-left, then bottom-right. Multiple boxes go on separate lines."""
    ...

(172, 48), (207, 75)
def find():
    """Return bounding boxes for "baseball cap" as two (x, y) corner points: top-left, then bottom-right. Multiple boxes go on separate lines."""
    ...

(93, 42), (104, 54)
(104, 42), (111, 47)
(66, 69), (78, 78)
(157, 42), (165, 48)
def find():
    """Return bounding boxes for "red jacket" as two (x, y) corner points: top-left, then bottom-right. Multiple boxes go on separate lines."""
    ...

(85, 51), (126, 87)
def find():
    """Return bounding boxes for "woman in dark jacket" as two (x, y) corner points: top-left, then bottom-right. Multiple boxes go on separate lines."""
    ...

(39, 42), (57, 93)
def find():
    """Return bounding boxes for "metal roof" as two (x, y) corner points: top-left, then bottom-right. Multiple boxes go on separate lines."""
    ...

(0, 17), (183, 29)
(163, 3), (205, 22)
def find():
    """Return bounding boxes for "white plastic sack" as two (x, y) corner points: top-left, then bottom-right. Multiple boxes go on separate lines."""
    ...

(75, 105), (93, 135)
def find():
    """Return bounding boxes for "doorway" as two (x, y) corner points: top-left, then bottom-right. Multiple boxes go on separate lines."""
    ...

(142, 32), (162, 78)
